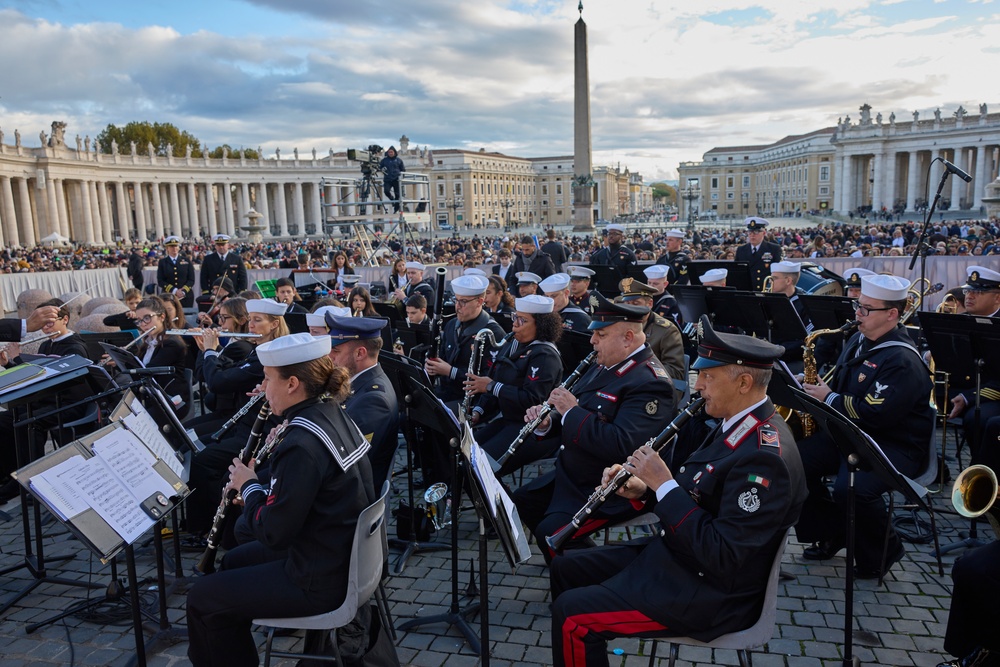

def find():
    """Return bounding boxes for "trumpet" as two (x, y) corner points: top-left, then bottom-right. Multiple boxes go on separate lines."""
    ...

(952, 464), (1000, 537)
(165, 329), (262, 339)
(496, 350), (597, 467)
(546, 396), (706, 553)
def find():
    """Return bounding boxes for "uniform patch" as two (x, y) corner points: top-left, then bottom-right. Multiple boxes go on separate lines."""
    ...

(758, 425), (780, 453)
(528, 366), (540, 381)
(596, 391), (618, 402)
(873, 381), (888, 398)
(706, 464), (715, 473)
(616, 359), (636, 376)
(693, 471), (703, 483)
(863, 360), (878, 369)
(725, 414), (760, 449)
(589, 294), (600, 310)
(747, 474), (771, 489)
(858, 372), (866, 383)
(645, 400), (658, 415)
(650, 364), (668, 378)
(738, 488), (760, 513)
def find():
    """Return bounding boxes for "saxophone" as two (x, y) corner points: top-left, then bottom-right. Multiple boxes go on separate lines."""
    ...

(800, 320), (859, 437)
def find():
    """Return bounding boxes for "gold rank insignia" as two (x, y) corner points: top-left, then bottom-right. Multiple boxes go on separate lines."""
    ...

(646, 400), (658, 415)
(972, 271), (980, 282)
(621, 277), (633, 293)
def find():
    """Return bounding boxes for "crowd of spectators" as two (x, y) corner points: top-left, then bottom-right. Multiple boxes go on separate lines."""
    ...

(2, 216), (999, 276)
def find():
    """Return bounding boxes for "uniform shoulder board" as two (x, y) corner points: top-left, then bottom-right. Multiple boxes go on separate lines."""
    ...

(647, 361), (668, 378)
(758, 423), (781, 454)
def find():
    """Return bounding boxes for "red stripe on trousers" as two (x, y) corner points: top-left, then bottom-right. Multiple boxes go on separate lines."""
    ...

(562, 609), (669, 667)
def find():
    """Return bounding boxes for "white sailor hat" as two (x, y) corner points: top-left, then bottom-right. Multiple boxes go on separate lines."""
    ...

(342, 274), (361, 286)
(843, 267), (876, 287)
(567, 266), (595, 279)
(213, 234), (231, 244)
(164, 235), (181, 246)
(701, 268), (728, 283)
(606, 223), (626, 233)
(405, 261), (426, 271)
(665, 229), (685, 239)
(744, 217), (769, 231)
(770, 261), (800, 273)
(451, 274), (489, 296)
(860, 274), (909, 301)
(964, 265), (1000, 290)
(515, 295), (555, 314)
(539, 273), (571, 293)
(256, 333), (331, 367)
(643, 265), (671, 280)
(247, 299), (288, 316)
(306, 305), (351, 328)
(516, 271), (542, 284)
(463, 268), (488, 277)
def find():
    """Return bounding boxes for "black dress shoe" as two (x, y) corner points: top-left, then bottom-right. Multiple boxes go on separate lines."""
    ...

(854, 541), (905, 580)
(937, 646), (993, 667)
(801, 539), (845, 561)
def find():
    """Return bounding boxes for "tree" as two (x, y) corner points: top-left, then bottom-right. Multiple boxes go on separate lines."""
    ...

(96, 121), (203, 157)
(651, 182), (677, 207)
(206, 145), (261, 160)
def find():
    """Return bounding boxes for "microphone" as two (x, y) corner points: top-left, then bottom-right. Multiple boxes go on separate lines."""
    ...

(942, 159), (972, 183)
(122, 366), (177, 377)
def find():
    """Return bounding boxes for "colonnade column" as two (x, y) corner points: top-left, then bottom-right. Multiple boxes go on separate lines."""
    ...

(257, 183), (271, 237)
(80, 180), (96, 245)
(97, 181), (113, 244)
(906, 152), (918, 211)
(840, 155), (853, 214)
(133, 182), (148, 243)
(291, 182), (305, 233)
(186, 182), (199, 237)
(115, 182), (131, 244)
(273, 182), (289, 236)
(168, 182), (182, 236)
(950, 147), (966, 210)
(218, 184), (233, 236)
(871, 151), (884, 212)
(309, 183), (322, 233)
(150, 183), (166, 240)
(974, 146), (989, 209)
(883, 151), (897, 210)
(19, 178), (36, 246)
(55, 179), (71, 239)
(204, 184), (218, 238)
(1, 176), (19, 247)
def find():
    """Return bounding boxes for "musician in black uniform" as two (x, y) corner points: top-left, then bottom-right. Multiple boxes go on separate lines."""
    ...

(843, 267), (875, 300)
(798, 274), (934, 578)
(734, 217), (783, 292)
(590, 223), (637, 275)
(514, 271), (541, 298)
(200, 234), (247, 294)
(567, 266), (596, 315)
(540, 273), (592, 332)
(655, 228), (690, 285)
(192, 297), (255, 414)
(936, 541), (1000, 667)
(642, 264), (682, 326)
(465, 295), (564, 475)
(549, 321), (806, 667)
(510, 236), (555, 293)
(274, 277), (308, 315)
(0, 299), (90, 500)
(768, 260), (814, 374)
(616, 279), (686, 391)
(484, 275), (515, 319)
(512, 292), (675, 562)
(156, 236), (195, 307)
(325, 313), (400, 490)
(397, 262), (437, 316)
(186, 333), (380, 667)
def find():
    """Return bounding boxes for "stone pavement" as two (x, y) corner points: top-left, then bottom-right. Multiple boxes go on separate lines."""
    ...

(0, 429), (986, 667)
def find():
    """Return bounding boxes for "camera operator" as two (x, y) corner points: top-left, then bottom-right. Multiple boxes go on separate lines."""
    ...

(379, 145), (405, 213)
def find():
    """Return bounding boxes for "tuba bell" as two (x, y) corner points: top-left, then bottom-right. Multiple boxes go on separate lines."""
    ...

(952, 464), (1000, 537)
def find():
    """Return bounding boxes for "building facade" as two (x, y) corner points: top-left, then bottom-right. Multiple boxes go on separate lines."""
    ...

(677, 102), (1000, 221)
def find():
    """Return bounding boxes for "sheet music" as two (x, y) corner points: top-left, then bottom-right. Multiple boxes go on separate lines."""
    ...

(779, 361), (803, 389)
(28, 455), (90, 521)
(468, 434), (499, 518)
(92, 428), (176, 503)
(121, 411), (184, 478)
(66, 456), (154, 544)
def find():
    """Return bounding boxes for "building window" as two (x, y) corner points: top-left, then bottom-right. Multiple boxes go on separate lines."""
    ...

(819, 186), (829, 195)
(542, 185), (548, 196)
(711, 193), (719, 201)
(711, 177), (719, 189)
(556, 199), (563, 206)
(820, 166), (830, 181)
(437, 184), (445, 197)
(727, 176), (734, 188)
(455, 184), (462, 196)
(556, 184), (563, 195)
(742, 176), (750, 188)
(726, 192), (735, 200)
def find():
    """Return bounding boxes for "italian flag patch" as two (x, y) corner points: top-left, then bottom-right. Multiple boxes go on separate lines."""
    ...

(747, 474), (770, 489)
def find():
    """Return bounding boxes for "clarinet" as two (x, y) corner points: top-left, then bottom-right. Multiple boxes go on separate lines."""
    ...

(496, 350), (597, 467)
(196, 402), (271, 575)
(546, 395), (706, 553)
(429, 267), (448, 360)
(211, 392), (265, 441)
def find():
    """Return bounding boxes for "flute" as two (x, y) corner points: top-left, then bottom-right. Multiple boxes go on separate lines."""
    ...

(546, 396), (706, 553)
(165, 329), (262, 339)
(0, 330), (59, 351)
(96, 327), (156, 366)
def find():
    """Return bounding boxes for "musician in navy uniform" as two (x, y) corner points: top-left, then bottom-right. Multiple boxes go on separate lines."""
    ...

(512, 292), (675, 562)
(156, 235), (195, 307)
(734, 217), (783, 292)
(643, 264), (682, 326)
(590, 223), (637, 275)
(654, 228), (690, 286)
(567, 266), (596, 315)
(701, 267), (728, 287)
(186, 333), (385, 667)
(396, 262), (437, 316)
(200, 234), (248, 294)
(325, 313), (400, 490)
(798, 274), (934, 579)
(540, 273), (592, 332)
(513, 271), (542, 298)
(465, 295), (564, 475)
(549, 320), (805, 667)
(768, 260), (814, 374)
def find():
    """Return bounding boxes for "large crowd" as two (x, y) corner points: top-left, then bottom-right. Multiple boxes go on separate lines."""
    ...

(2, 216), (1000, 275)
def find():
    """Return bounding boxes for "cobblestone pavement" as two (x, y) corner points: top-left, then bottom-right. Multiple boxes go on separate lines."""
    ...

(0, 429), (986, 667)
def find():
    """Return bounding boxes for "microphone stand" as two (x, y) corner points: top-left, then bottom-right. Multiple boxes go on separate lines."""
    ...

(908, 157), (952, 312)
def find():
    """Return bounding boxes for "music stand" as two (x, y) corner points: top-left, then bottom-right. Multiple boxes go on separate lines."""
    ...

(798, 294), (857, 331)
(391, 323), (433, 361)
(582, 264), (624, 297)
(560, 331), (594, 377)
(378, 353), (450, 575)
(919, 312), (1000, 553)
(688, 260), (752, 291)
(719, 292), (808, 346)
(395, 376), (482, 654)
(80, 331), (137, 362)
(373, 301), (404, 324)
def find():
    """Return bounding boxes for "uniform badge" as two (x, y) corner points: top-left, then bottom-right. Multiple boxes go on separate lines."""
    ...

(873, 381), (888, 398)
(621, 277), (633, 293)
(972, 271), (980, 282)
(738, 488), (760, 513)
(858, 372), (866, 382)
(645, 400), (658, 415)
(762, 253), (772, 263)
(589, 294), (600, 310)
(528, 366), (539, 381)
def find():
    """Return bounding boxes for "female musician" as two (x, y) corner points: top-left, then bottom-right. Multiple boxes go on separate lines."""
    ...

(161, 291), (198, 370)
(186, 333), (377, 667)
(484, 275), (515, 318)
(388, 257), (408, 293)
(348, 285), (378, 317)
(130, 297), (188, 400)
(274, 277), (308, 314)
(331, 250), (355, 291)
(190, 297), (255, 417)
(464, 295), (564, 475)
(183, 299), (289, 540)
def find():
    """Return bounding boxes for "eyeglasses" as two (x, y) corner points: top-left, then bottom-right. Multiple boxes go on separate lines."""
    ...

(512, 315), (532, 326)
(136, 314), (158, 325)
(852, 300), (893, 317)
(218, 315), (234, 322)
(963, 288), (998, 295)
(454, 297), (481, 308)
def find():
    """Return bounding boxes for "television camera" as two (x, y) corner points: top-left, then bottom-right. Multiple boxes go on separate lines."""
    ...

(347, 144), (384, 175)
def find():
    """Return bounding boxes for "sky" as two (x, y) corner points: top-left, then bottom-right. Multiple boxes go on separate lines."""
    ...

(0, 0), (997, 183)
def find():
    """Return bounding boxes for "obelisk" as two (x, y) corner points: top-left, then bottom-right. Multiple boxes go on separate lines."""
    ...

(572, 1), (595, 230)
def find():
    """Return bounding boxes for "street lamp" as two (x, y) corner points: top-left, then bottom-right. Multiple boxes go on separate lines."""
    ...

(500, 199), (513, 231)
(681, 183), (698, 232)
(446, 197), (462, 230)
